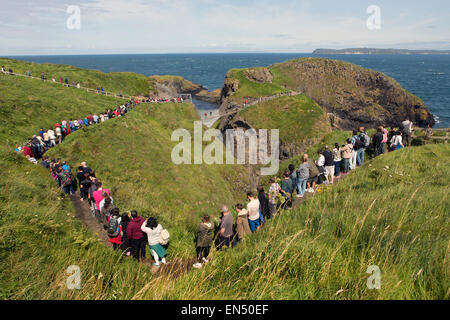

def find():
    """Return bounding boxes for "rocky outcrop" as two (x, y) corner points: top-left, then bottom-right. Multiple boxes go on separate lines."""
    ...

(243, 67), (273, 83)
(148, 75), (220, 104)
(272, 58), (435, 129)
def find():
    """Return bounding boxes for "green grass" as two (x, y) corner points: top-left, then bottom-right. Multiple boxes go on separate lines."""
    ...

(145, 143), (449, 299)
(239, 95), (331, 146)
(0, 58), (150, 96)
(47, 104), (249, 255)
(0, 61), (448, 300)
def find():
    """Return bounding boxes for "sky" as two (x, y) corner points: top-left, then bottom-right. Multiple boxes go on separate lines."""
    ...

(1, 0), (450, 55)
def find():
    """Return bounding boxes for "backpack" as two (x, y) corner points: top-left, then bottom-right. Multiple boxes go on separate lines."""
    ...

(159, 228), (170, 245)
(107, 217), (120, 238)
(360, 133), (370, 147)
(61, 172), (74, 187)
(354, 138), (364, 151)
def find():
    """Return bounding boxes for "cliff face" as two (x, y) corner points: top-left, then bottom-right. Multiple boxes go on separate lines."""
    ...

(219, 58), (435, 130)
(272, 58), (435, 129)
(148, 75), (220, 104)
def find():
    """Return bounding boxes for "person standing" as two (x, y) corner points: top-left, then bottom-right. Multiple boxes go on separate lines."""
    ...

(341, 139), (353, 174)
(349, 130), (359, 170)
(218, 205), (233, 249)
(280, 171), (293, 209)
(141, 217), (167, 267)
(257, 185), (268, 224)
(126, 211), (146, 261)
(268, 177), (281, 217)
(359, 127), (370, 165)
(401, 118), (413, 147)
(332, 143), (342, 179)
(48, 128), (56, 147)
(322, 145), (335, 185)
(381, 126), (388, 154)
(373, 127), (385, 157)
(297, 154), (310, 198)
(246, 192), (261, 231)
(234, 204), (252, 245)
(193, 215), (214, 269)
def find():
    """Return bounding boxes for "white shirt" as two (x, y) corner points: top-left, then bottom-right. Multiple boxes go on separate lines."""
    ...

(247, 199), (260, 221)
(141, 223), (163, 246)
(316, 154), (325, 167)
(48, 130), (56, 140)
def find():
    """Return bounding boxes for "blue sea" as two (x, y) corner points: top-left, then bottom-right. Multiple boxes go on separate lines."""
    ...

(8, 53), (450, 128)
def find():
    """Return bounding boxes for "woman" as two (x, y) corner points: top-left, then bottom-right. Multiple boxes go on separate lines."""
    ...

(141, 217), (167, 267)
(268, 177), (281, 217)
(79, 172), (92, 201)
(315, 150), (326, 182)
(341, 139), (353, 174)
(332, 143), (342, 179)
(235, 204), (252, 244)
(390, 131), (404, 150)
(106, 208), (122, 250)
(257, 185), (268, 224)
(193, 215), (214, 269)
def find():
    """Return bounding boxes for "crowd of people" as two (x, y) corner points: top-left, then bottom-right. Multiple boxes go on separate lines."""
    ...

(15, 101), (140, 163)
(190, 119), (417, 269)
(2, 65), (190, 103)
(14, 77), (418, 271)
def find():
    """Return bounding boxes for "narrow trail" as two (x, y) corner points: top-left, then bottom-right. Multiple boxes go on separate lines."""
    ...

(69, 191), (196, 277)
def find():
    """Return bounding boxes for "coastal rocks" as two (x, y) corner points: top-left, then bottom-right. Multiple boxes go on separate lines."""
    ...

(243, 67), (273, 83)
(220, 72), (240, 102)
(273, 58), (435, 129)
(148, 75), (220, 104)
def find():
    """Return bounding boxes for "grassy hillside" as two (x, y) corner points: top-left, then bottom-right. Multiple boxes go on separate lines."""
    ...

(47, 103), (249, 253)
(148, 143), (449, 299)
(0, 69), (248, 299)
(0, 61), (447, 300)
(0, 58), (150, 96)
(221, 58), (434, 129)
(239, 95), (331, 147)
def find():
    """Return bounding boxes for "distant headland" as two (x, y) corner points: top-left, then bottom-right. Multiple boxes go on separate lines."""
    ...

(313, 48), (450, 55)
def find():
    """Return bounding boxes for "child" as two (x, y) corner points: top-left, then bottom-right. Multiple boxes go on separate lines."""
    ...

(193, 215), (214, 269)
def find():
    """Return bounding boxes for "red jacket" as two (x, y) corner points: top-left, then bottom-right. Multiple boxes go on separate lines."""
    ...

(23, 146), (33, 157)
(126, 217), (145, 240)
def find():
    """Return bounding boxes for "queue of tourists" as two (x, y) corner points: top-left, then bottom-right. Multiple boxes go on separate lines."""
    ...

(15, 90), (416, 271)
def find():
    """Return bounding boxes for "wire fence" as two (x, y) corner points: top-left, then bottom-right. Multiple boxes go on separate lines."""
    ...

(1, 71), (192, 103)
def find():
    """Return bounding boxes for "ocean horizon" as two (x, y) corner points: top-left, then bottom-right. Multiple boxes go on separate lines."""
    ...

(7, 53), (450, 128)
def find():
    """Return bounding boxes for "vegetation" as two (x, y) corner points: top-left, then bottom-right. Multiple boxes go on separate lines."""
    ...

(152, 143), (449, 299)
(0, 61), (448, 300)
(239, 95), (331, 146)
(0, 58), (151, 97)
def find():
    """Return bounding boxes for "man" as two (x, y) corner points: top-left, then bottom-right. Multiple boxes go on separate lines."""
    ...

(373, 127), (384, 157)
(126, 211), (146, 261)
(81, 162), (92, 175)
(358, 127), (370, 165)
(48, 128), (56, 147)
(350, 130), (360, 170)
(246, 192), (261, 231)
(218, 205), (233, 249)
(306, 154), (320, 193)
(280, 172), (293, 209)
(401, 118), (413, 147)
(322, 145), (335, 184)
